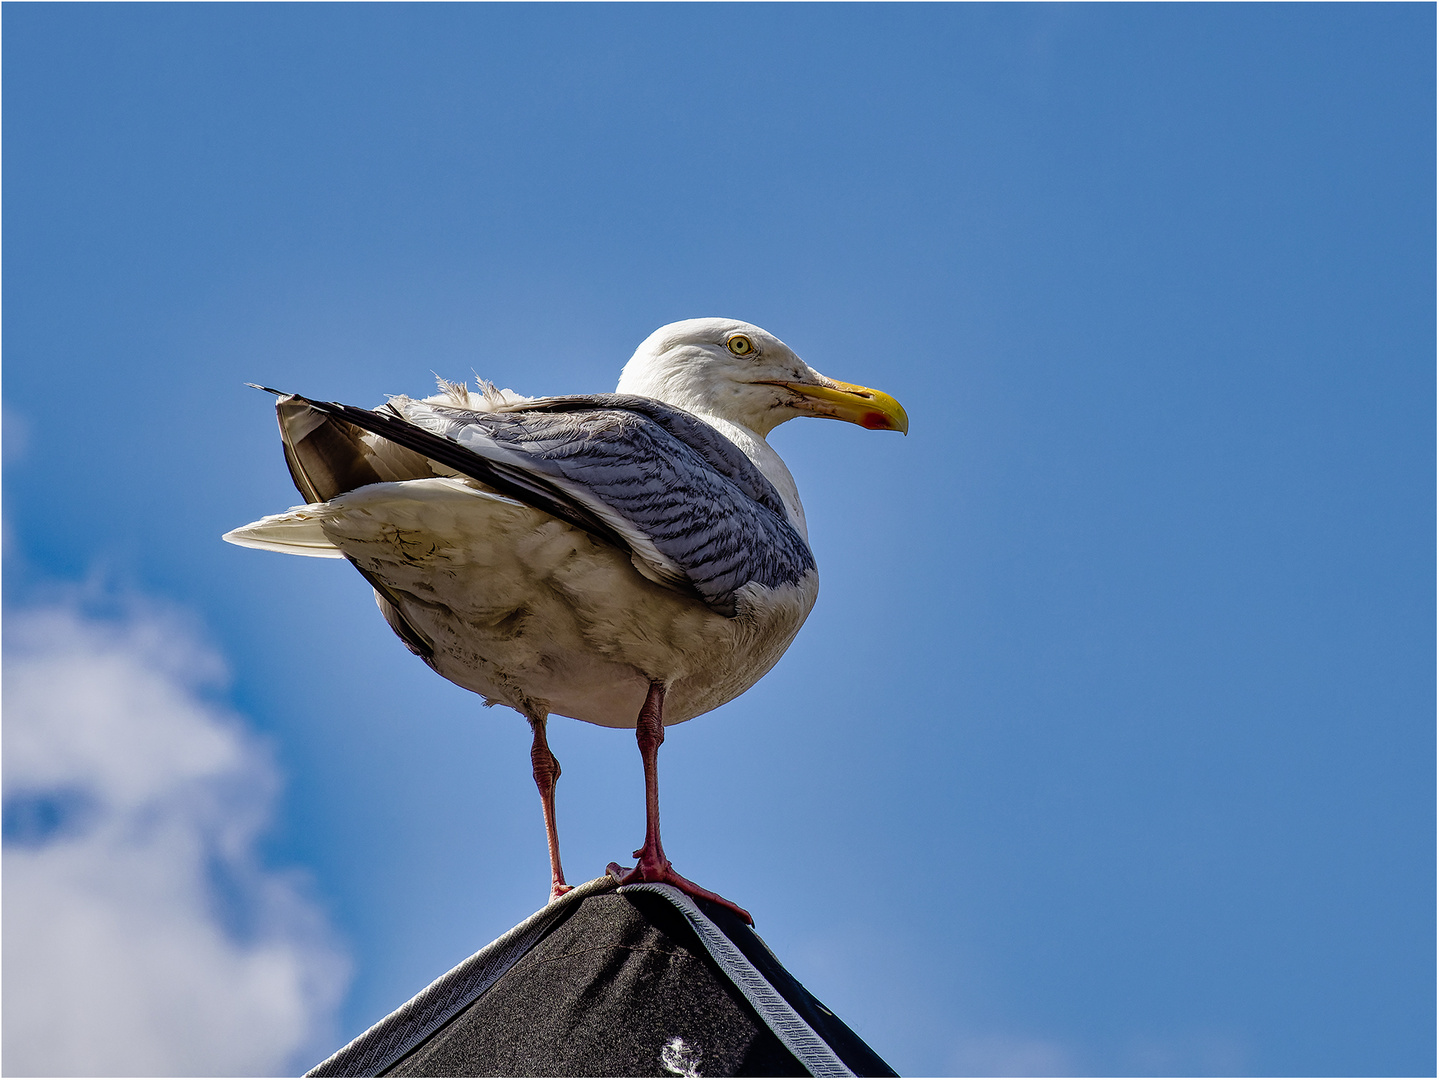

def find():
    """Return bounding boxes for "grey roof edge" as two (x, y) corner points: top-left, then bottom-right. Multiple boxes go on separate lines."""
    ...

(617, 883), (856, 1079)
(305, 875), (620, 1078)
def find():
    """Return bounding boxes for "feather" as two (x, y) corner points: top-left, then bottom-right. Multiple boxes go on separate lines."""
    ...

(279, 392), (815, 616)
(223, 506), (345, 558)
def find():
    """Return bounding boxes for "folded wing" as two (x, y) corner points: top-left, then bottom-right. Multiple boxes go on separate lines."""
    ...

(245, 390), (816, 618)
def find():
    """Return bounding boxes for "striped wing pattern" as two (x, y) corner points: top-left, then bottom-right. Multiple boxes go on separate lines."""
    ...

(290, 393), (815, 617)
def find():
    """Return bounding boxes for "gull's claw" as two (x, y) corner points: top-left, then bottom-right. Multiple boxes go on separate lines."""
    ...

(613, 855), (753, 925)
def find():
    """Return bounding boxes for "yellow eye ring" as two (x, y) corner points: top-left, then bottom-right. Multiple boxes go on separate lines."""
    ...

(727, 335), (754, 357)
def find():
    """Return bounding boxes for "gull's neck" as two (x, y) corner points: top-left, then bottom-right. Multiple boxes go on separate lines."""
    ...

(689, 411), (809, 542)
(614, 358), (810, 539)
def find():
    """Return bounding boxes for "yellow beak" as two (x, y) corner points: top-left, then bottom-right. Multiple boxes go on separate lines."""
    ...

(770, 376), (910, 434)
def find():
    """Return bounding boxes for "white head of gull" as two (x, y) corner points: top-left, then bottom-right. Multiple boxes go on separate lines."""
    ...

(225, 317), (908, 922)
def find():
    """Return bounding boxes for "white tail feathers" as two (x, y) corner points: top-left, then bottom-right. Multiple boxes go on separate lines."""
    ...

(223, 505), (345, 558)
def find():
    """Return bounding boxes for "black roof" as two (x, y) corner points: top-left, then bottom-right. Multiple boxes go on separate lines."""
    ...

(307, 875), (897, 1078)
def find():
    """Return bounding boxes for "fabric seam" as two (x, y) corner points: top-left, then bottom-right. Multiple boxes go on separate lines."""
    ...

(617, 883), (857, 1079)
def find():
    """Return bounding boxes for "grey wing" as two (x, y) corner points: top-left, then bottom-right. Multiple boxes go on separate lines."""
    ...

(281, 393), (815, 617)
(442, 403), (819, 615)
(504, 394), (793, 519)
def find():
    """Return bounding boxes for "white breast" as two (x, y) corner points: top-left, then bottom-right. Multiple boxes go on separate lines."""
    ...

(316, 477), (817, 728)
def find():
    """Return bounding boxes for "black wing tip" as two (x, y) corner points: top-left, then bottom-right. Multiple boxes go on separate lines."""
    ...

(248, 384), (325, 409)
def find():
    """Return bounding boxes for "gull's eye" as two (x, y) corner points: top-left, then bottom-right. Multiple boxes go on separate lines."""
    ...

(726, 334), (755, 357)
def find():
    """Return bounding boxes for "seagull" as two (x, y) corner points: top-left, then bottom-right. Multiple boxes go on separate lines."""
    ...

(225, 318), (907, 923)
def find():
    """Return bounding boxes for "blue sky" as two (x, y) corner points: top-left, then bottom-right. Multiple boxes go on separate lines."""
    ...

(3, 4), (1432, 1076)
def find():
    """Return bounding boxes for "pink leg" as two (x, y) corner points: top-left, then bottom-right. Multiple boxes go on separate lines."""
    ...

(610, 682), (753, 925)
(529, 717), (572, 903)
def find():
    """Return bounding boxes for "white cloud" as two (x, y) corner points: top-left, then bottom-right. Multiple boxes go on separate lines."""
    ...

(3, 600), (350, 1077)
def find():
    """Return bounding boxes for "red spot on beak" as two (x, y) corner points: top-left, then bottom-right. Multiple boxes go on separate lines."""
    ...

(861, 412), (890, 430)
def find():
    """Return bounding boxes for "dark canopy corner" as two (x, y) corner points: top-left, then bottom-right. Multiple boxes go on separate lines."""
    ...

(307, 876), (898, 1078)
